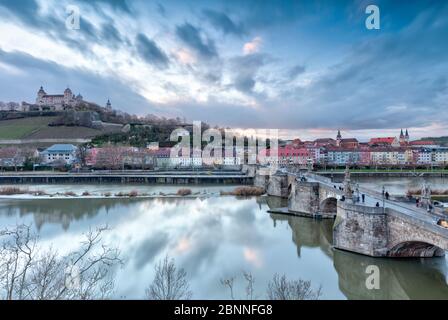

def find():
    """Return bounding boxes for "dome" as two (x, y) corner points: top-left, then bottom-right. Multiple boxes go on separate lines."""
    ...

(38, 86), (46, 94)
(64, 87), (72, 94)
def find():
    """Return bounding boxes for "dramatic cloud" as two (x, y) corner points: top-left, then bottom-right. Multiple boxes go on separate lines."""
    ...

(230, 53), (268, 94)
(287, 65), (306, 79)
(135, 34), (170, 69)
(202, 9), (245, 36)
(175, 23), (217, 59)
(0, 0), (447, 137)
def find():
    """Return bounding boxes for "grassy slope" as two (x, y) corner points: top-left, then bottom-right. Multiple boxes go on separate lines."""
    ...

(0, 117), (57, 139)
(0, 116), (122, 140)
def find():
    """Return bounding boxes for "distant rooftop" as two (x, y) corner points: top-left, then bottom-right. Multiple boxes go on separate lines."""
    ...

(44, 144), (77, 153)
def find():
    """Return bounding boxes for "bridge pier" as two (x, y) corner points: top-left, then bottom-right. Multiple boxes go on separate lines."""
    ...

(333, 202), (389, 257)
(266, 172), (289, 198)
(287, 179), (339, 218)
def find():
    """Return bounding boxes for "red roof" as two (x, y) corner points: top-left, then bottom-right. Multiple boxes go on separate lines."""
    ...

(369, 137), (396, 145)
(409, 140), (436, 145)
(259, 146), (310, 157)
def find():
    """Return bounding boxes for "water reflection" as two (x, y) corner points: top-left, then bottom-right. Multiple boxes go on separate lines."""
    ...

(333, 250), (448, 299)
(269, 213), (333, 258)
(0, 194), (446, 299)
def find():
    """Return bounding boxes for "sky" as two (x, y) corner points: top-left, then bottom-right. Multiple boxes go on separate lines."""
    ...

(0, 0), (447, 141)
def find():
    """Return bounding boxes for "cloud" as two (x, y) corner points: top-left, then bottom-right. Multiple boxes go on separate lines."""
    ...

(100, 22), (124, 47)
(0, 0), (40, 25)
(175, 23), (218, 59)
(133, 231), (169, 269)
(230, 53), (267, 93)
(0, 0), (447, 133)
(0, 49), (152, 115)
(135, 34), (170, 69)
(202, 9), (245, 36)
(287, 64), (306, 79)
(243, 37), (262, 55)
(156, 3), (166, 17)
(77, 0), (132, 13)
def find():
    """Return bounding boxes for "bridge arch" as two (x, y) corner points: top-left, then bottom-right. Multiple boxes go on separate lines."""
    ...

(387, 241), (445, 258)
(320, 197), (337, 215)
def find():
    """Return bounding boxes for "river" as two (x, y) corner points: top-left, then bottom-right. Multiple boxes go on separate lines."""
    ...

(0, 181), (447, 299)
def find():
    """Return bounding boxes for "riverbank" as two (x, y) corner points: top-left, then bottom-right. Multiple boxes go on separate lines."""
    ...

(0, 185), (265, 200)
(0, 170), (253, 185)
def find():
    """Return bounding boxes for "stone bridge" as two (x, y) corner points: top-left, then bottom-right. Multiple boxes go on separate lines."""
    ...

(334, 202), (448, 257)
(254, 166), (448, 258)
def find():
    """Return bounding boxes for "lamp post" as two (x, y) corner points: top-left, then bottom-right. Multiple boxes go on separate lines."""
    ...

(382, 185), (385, 211)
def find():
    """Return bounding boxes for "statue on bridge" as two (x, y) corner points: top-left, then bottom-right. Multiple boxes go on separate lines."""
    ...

(343, 166), (353, 202)
(421, 183), (432, 212)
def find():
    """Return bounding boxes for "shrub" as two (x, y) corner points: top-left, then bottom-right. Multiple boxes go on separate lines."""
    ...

(221, 186), (265, 196)
(64, 191), (77, 196)
(0, 187), (28, 195)
(129, 190), (138, 197)
(177, 188), (192, 196)
(33, 190), (48, 196)
(104, 192), (111, 197)
(82, 191), (91, 196)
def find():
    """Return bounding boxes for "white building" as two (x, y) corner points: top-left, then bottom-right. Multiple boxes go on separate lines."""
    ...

(434, 148), (448, 164)
(41, 144), (78, 165)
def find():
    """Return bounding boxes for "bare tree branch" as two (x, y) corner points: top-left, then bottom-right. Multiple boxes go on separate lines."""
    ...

(146, 256), (192, 300)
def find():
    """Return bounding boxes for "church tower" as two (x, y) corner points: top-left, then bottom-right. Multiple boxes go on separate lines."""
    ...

(336, 129), (342, 147)
(64, 87), (73, 105)
(106, 99), (112, 111)
(36, 86), (46, 104)
(399, 129), (405, 144)
(405, 129), (409, 143)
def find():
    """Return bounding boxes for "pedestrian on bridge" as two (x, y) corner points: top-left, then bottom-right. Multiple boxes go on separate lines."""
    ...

(362, 194), (365, 203)
(375, 202), (380, 207)
(385, 191), (390, 200)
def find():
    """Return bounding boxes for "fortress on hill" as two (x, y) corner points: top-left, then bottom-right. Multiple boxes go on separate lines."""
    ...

(19, 86), (113, 112)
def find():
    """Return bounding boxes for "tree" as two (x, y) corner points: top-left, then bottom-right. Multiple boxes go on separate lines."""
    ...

(95, 147), (125, 169)
(145, 256), (192, 300)
(76, 145), (89, 167)
(0, 224), (122, 300)
(267, 274), (321, 300)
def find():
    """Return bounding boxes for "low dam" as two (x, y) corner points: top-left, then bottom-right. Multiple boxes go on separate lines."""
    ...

(0, 169), (254, 185)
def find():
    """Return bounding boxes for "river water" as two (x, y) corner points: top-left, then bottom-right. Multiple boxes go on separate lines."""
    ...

(0, 181), (447, 299)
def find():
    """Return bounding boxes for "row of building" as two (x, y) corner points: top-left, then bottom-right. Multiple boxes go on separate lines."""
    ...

(260, 130), (448, 166)
(0, 130), (447, 170)
(0, 144), (244, 170)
